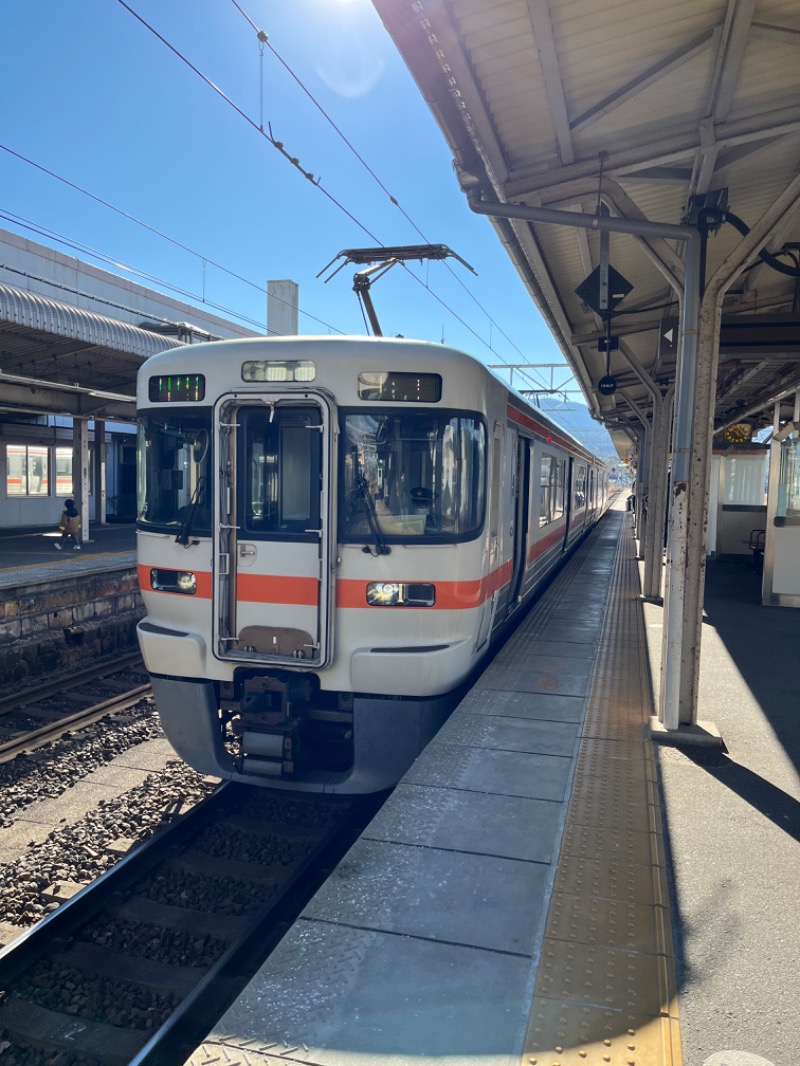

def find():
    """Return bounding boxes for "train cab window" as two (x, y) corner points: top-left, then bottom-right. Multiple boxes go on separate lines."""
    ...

(240, 406), (321, 538)
(341, 411), (485, 542)
(137, 412), (212, 533)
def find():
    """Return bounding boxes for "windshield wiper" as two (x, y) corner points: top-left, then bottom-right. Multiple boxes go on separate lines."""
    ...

(352, 450), (390, 556)
(175, 475), (207, 547)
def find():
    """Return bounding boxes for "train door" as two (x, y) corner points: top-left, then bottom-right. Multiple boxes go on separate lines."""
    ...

(562, 456), (574, 552)
(509, 434), (531, 606)
(475, 421), (504, 650)
(214, 393), (333, 668)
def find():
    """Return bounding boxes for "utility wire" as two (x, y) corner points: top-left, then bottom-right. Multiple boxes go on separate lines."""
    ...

(0, 144), (343, 335)
(119, 0), (546, 379)
(115, 0), (383, 246)
(226, 0), (550, 383)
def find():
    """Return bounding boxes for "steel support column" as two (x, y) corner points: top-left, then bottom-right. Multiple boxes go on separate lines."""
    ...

(621, 396), (650, 553)
(617, 344), (673, 598)
(658, 172), (800, 734)
(465, 182), (800, 736)
(74, 417), (90, 545)
(94, 419), (107, 526)
(642, 388), (673, 601)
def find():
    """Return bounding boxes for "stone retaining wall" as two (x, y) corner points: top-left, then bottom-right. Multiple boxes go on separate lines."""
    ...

(0, 567), (144, 696)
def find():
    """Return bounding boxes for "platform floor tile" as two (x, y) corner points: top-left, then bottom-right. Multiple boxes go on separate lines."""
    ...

(362, 783), (564, 864)
(404, 742), (573, 801)
(303, 836), (549, 954)
(459, 688), (587, 722)
(200, 921), (534, 1065)
(480, 661), (593, 698)
(440, 713), (579, 757)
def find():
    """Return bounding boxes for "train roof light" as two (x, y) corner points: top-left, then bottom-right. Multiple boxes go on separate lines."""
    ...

(242, 360), (316, 383)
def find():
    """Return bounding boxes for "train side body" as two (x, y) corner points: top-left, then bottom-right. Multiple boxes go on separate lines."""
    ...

(135, 336), (608, 792)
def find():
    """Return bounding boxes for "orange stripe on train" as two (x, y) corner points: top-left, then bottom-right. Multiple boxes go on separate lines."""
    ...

(139, 565), (514, 610)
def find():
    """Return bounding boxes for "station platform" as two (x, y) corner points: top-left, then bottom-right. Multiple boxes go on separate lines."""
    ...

(0, 522), (135, 588)
(182, 501), (799, 1066)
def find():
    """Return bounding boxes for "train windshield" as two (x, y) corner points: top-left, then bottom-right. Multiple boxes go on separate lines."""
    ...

(136, 411), (212, 534)
(341, 411), (485, 541)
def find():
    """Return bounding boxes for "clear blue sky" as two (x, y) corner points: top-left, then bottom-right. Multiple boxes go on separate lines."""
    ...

(2, 0), (573, 398)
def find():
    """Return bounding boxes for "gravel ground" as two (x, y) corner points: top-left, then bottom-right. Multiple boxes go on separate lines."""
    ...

(0, 698), (165, 827)
(0, 697), (350, 1063)
(0, 697), (216, 931)
(0, 758), (216, 929)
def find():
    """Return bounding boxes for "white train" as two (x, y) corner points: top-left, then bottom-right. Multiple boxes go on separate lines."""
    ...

(135, 336), (608, 792)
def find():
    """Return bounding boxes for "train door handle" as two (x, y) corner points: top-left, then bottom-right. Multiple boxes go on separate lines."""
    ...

(239, 544), (256, 558)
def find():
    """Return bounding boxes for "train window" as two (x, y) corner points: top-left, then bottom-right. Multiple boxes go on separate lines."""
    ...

(358, 372), (442, 403)
(341, 411), (485, 541)
(55, 447), (72, 497)
(540, 453), (566, 526)
(137, 412), (213, 534)
(239, 406), (321, 537)
(5, 445), (49, 497)
(574, 464), (587, 509)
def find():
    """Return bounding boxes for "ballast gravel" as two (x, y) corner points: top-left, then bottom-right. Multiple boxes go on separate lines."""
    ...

(0, 700), (216, 930)
(0, 698), (165, 827)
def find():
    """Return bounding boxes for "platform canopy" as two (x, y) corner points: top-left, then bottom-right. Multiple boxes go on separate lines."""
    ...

(0, 281), (183, 421)
(0, 228), (259, 422)
(373, 0), (800, 460)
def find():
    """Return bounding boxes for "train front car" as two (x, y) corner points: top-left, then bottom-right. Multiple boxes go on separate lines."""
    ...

(136, 336), (498, 793)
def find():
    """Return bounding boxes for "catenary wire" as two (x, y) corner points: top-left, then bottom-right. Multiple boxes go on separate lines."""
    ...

(228, 0), (549, 386)
(114, 0), (549, 383)
(0, 144), (342, 335)
(0, 210), (283, 335)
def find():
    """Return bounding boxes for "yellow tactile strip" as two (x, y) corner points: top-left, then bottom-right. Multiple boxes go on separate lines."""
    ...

(523, 516), (682, 1066)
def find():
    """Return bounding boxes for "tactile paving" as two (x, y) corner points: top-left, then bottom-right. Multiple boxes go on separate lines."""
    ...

(552, 852), (660, 906)
(560, 822), (664, 870)
(524, 998), (682, 1066)
(521, 514), (682, 1066)
(536, 938), (678, 1016)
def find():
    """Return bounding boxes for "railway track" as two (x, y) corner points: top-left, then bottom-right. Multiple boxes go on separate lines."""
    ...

(0, 782), (383, 1065)
(0, 655), (150, 764)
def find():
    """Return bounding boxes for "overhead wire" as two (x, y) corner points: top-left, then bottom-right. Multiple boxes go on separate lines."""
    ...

(227, 0), (550, 386)
(0, 209), (276, 334)
(0, 144), (344, 335)
(115, 0), (549, 383)
(114, 0), (384, 246)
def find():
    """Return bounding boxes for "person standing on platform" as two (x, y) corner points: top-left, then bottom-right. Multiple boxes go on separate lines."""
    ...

(54, 499), (81, 550)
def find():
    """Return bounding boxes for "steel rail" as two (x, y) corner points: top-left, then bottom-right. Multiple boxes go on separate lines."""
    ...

(0, 783), (380, 1066)
(0, 650), (144, 716)
(0, 682), (152, 764)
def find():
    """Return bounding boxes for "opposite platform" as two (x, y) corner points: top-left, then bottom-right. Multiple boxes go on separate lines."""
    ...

(0, 523), (135, 588)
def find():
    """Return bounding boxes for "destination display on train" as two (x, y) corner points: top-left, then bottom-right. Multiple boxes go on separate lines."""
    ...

(358, 371), (441, 402)
(148, 374), (206, 403)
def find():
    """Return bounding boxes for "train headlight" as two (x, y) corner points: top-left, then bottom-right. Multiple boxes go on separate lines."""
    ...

(366, 582), (435, 607)
(150, 569), (197, 595)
